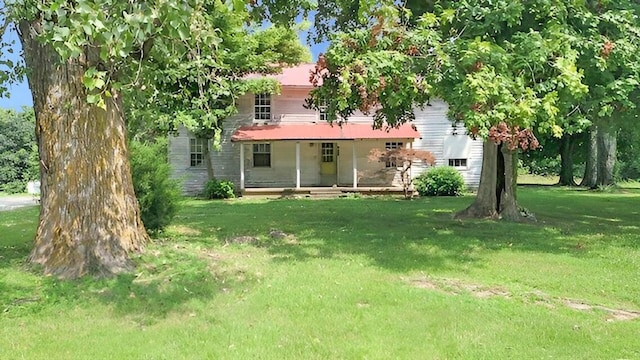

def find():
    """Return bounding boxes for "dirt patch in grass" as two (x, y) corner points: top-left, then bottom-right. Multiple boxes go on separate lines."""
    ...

(168, 225), (202, 236)
(410, 277), (510, 299)
(564, 299), (640, 322)
(227, 236), (260, 245)
(225, 229), (299, 246)
(410, 276), (639, 322)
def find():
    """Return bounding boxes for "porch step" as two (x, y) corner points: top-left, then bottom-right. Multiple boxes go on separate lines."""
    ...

(240, 186), (406, 198)
(308, 189), (343, 198)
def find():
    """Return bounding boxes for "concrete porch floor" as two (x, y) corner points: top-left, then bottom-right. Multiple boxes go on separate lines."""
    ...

(240, 186), (408, 198)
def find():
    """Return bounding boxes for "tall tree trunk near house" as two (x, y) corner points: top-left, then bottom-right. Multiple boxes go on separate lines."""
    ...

(19, 20), (148, 279)
(455, 142), (523, 221)
(498, 144), (520, 220)
(596, 126), (617, 186)
(203, 140), (215, 180)
(558, 134), (577, 186)
(580, 127), (597, 188)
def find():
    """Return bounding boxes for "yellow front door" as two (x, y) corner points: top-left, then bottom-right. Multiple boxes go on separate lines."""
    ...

(320, 142), (337, 185)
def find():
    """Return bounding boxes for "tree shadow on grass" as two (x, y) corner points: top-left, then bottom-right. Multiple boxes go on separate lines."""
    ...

(261, 214), (563, 273)
(1, 241), (237, 322)
(188, 191), (640, 274)
(56, 244), (231, 321)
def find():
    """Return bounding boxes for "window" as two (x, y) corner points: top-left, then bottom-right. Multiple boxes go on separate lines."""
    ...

(253, 143), (271, 167)
(319, 98), (328, 122)
(254, 94), (271, 121)
(385, 142), (404, 167)
(190, 138), (206, 167)
(448, 158), (468, 167)
(321, 143), (334, 162)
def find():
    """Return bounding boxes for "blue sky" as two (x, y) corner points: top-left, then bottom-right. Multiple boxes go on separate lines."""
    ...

(0, 25), (328, 111)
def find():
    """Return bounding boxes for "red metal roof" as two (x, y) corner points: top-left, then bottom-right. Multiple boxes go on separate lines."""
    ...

(231, 123), (420, 142)
(245, 64), (317, 87)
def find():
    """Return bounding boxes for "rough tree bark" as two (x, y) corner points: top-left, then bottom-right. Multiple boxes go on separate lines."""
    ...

(596, 126), (617, 186)
(19, 20), (149, 278)
(203, 139), (215, 180)
(455, 141), (522, 221)
(558, 134), (577, 186)
(580, 126), (597, 188)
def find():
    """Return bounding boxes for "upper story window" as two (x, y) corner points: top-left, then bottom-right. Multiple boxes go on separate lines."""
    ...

(385, 142), (403, 168)
(319, 98), (328, 122)
(190, 138), (206, 167)
(253, 143), (271, 167)
(254, 94), (271, 121)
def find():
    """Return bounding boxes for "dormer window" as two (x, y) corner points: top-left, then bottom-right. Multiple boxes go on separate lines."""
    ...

(254, 94), (271, 121)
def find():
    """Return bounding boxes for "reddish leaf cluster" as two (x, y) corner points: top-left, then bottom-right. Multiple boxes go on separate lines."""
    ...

(601, 40), (615, 59)
(369, 16), (385, 47)
(350, 62), (382, 114)
(343, 38), (359, 50)
(407, 45), (420, 56)
(310, 54), (328, 87)
(488, 122), (540, 151)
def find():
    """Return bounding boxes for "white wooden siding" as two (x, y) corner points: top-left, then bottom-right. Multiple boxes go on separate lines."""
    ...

(168, 126), (209, 195)
(410, 100), (483, 188)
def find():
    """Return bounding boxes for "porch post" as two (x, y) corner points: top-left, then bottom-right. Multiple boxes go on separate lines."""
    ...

(352, 141), (358, 188)
(296, 142), (301, 189)
(239, 143), (245, 190)
(408, 141), (413, 191)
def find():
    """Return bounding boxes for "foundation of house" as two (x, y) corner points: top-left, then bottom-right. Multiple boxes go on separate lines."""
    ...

(240, 186), (408, 198)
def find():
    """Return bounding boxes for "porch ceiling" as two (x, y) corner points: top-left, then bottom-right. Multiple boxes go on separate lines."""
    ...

(231, 123), (420, 142)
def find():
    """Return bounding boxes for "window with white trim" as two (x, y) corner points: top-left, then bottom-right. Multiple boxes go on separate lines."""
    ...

(319, 98), (328, 122)
(448, 158), (468, 167)
(190, 138), (206, 167)
(253, 143), (271, 167)
(385, 142), (403, 167)
(254, 94), (271, 121)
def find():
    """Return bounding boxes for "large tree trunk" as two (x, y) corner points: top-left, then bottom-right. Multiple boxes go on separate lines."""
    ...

(596, 126), (617, 186)
(455, 142), (523, 221)
(19, 20), (148, 278)
(498, 144), (520, 220)
(204, 139), (215, 180)
(580, 126), (597, 188)
(558, 134), (577, 186)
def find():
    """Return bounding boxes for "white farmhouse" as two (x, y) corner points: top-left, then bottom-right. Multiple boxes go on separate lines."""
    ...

(168, 64), (483, 195)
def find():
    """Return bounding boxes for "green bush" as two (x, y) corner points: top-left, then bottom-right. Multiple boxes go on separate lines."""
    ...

(414, 166), (465, 196)
(0, 181), (27, 194)
(129, 139), (181, 232)
(202, 178), (236, 199)
(618, 159), (640, 180)
(202, 179), (235, 199)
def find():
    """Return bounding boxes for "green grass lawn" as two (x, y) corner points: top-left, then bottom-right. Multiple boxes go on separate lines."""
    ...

(1, 186), (640, 359)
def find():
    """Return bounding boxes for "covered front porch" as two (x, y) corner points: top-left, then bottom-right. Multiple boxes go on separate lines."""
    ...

(230, 122), (421, 191)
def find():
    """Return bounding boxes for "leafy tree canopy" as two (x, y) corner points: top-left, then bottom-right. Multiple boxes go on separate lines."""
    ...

(124, 1), (311, 141)
(2, 0), (313, 110)
(309, 0), (639, 151)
